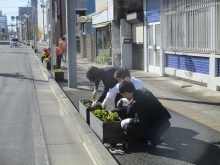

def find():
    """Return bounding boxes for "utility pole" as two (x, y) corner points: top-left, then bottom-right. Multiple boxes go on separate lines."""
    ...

(66, 0), (77, 88)
(41, 0), (45, 41)
(49, 0), (55, 71)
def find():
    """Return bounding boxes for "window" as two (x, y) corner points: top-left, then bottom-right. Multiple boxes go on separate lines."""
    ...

(161, 0), (219, 53)
(11, 38), (19, 41)
(96, 25), (110, 57)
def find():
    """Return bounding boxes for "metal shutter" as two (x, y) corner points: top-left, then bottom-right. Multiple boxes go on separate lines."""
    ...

(132, 23), (143, 43)
(146, 0), (160, 22)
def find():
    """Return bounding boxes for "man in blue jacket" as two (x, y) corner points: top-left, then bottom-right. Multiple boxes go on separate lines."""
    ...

(118, 81), (171, 148)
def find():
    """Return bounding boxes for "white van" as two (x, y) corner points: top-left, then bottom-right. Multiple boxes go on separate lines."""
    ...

(10, 38), (20, 47)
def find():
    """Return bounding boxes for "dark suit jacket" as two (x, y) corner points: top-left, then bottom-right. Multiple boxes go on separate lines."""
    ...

(94, 67), (118, 102)
(131, 88), (171, 130)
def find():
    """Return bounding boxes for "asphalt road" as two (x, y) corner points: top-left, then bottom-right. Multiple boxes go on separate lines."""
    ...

(0, 41), (48, 165)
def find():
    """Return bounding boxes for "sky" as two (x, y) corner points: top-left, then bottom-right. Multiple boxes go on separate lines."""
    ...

(0, 0), (44, 30)
(0, 0), (30, 25)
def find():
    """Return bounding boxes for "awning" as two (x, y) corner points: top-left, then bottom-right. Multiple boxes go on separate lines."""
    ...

(77, 13), (94, 23)
(77, 16), (92, 23)
(92, 21), (110, 28)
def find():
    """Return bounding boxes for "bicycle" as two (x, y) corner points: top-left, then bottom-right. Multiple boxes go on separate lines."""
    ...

(113, 54), (121, 68)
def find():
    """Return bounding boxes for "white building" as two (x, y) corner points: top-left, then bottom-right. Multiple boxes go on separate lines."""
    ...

(0, 10), (7, 40)
(143, 0), (220, 91)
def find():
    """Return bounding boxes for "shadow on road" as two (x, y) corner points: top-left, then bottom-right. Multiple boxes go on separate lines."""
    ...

(142, 127), (220, 165)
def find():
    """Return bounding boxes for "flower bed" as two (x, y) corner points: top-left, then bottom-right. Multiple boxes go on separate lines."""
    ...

(46, 62), (51, 70)
(90, 110), (124, 143)
(78, 99), (100, 125)
(53, 69), (64, 81)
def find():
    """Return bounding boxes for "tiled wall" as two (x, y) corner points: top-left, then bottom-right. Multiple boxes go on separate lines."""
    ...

(166, 54), (209, 74)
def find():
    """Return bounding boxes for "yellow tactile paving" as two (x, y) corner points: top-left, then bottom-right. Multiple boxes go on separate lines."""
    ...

(160, 100), (220, 132)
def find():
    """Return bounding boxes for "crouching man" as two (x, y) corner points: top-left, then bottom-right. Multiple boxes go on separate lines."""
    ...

(118, 81), (171, 148)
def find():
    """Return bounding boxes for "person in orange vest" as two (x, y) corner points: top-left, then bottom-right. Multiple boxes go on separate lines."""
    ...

(47, 46), (63, 68)
(59, 37), (67, 62)
(41, 48), (51, 62)
(56, 46), (63, 68)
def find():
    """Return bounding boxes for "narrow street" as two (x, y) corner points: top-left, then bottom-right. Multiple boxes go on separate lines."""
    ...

(0, 41), (108, 165)
(0, 41), (49, 164)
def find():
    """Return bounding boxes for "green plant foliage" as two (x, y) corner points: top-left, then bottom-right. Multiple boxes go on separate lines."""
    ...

(96, 50), (112, 65)
(81, 99), (102, 109)
(82, 99), (93, 108)
(44, 58), (49, 62)
(92, 109), (120, 122)
(54, 69), (63, 73)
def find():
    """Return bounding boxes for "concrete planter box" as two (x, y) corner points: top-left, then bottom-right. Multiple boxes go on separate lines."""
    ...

(53, 71), (64, 82)
(47, 62), (51, 70)
(78, 100), (98, 125)
(89, 112), (124, 143)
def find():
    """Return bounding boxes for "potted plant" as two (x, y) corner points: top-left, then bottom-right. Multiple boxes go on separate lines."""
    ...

(79, 99), (102, 125)
(95, 49), (112, 65)
(53, 69), (64, 81)
(89, 109), (124, 143)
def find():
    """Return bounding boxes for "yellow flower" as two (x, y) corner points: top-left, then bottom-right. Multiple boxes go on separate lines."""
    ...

(92, 109), (119, 122)
(54, 69), (63, 73)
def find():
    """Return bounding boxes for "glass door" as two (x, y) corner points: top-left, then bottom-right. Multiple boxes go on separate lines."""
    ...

(148, 22), (161, 74)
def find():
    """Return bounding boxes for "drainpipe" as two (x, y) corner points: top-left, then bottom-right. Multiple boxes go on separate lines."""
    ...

(60, 0), (63, 37)
(143, 0), (148, 72)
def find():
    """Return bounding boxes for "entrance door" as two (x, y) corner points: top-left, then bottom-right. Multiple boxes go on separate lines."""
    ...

(148, 22), (161, 74)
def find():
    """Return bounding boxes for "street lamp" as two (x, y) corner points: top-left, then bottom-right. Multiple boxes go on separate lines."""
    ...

(41, 1), (46, 42)
(11, 16), (20, 38)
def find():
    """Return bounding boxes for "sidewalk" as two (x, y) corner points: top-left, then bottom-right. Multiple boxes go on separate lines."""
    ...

(69, 54), (220, 132)
(31, 47), (118, 165)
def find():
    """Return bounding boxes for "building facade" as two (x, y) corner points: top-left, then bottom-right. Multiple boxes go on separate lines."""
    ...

(143, 0), (220, 91)
(50, 0), (87, 45)
(0, 10), (7, 40)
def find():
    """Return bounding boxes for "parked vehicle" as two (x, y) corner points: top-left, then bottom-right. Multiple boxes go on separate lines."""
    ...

(10, 38), (20, 47)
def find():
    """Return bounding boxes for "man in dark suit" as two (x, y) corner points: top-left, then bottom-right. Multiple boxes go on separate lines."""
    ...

(86, 66), (118, 103)
(118, 81), (171, 148)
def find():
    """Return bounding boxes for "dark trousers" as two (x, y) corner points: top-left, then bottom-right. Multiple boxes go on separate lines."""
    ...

(56, 55), (62, 68)
(147, 118), (171, 143)
(124, 117), (170, 142)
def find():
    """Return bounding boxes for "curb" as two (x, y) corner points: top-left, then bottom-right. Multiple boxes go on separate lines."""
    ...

(33, 52), (118, 165)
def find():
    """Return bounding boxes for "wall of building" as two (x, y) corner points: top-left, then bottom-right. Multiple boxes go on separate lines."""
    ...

(143, 0), (220, 90)
(55, 0), (66, 45)
(0, 11), (7, 40)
